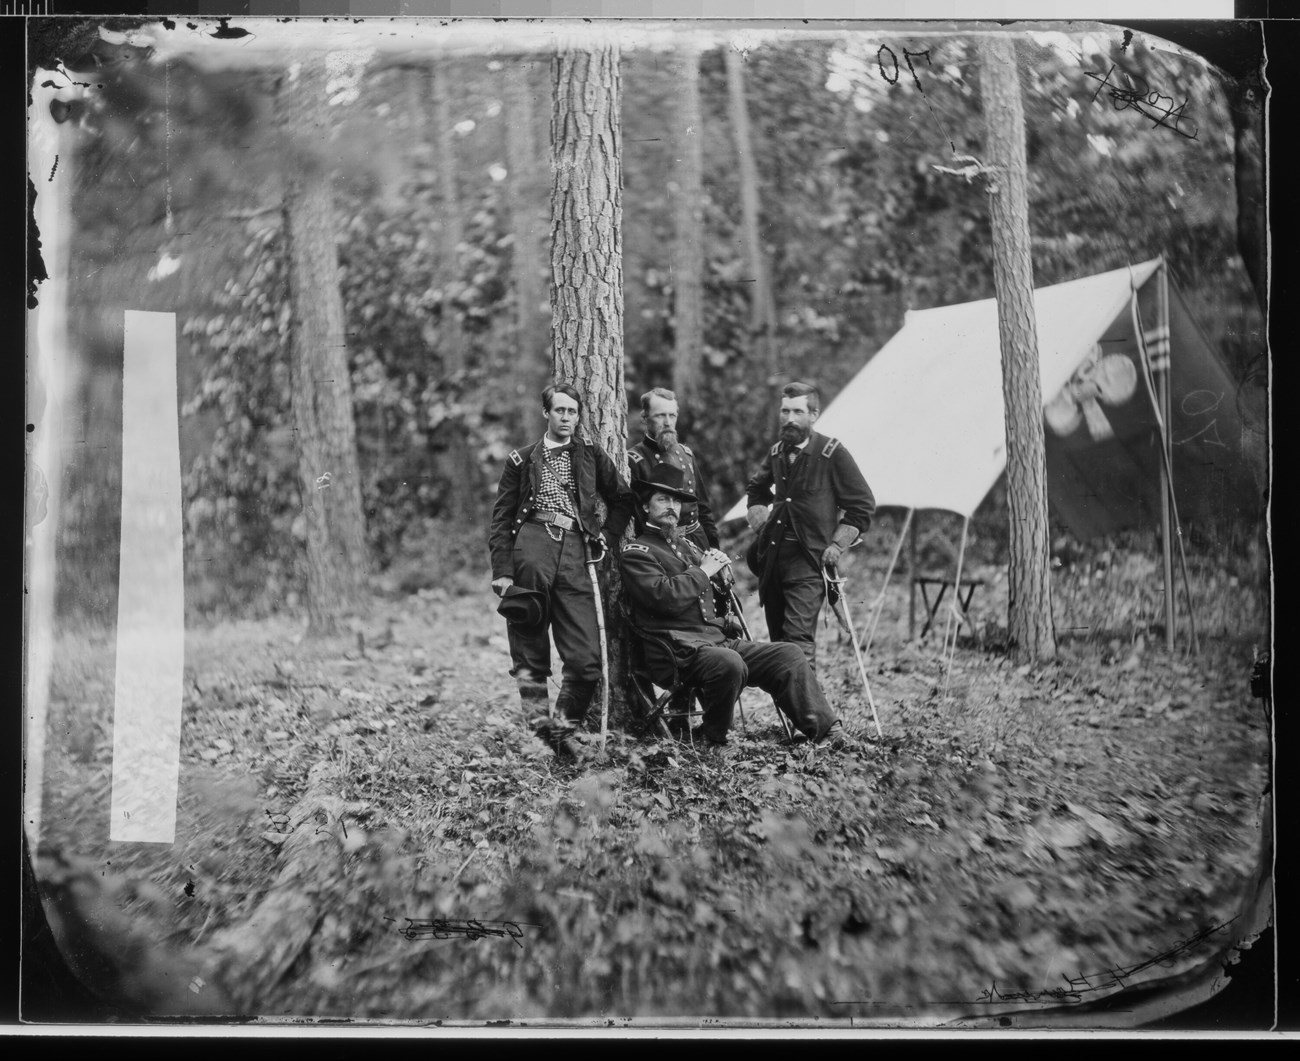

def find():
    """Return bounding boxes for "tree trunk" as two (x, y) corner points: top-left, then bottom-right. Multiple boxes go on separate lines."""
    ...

(551, 37), (630, 725)
(433, 61), (467, 377)
(277, 60), (370, 637)
(978, 35), (1055, 662)
(724, 47), (778, 378)
(431, 59), (480, 523)
(505, 59), (552, 418)
(1228, 73), (1266, 314)
(671, 42), (705, 407)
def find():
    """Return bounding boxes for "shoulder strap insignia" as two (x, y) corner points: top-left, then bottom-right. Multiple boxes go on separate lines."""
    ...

(508, 450), (523, 467)
(622, 541), (651, 554)
(822, 438), (841, 458)
(680, 444), (694, 456)
(770, 442), (782, 457)
(628, 450), (644, 463)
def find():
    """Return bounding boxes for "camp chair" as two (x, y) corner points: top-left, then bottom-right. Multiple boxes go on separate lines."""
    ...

(622, 602), (705, 742)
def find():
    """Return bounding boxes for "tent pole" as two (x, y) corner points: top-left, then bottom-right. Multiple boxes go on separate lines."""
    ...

(1160, 263), (1200, 657)
(863, 507), (914, 657)
(909, 512), (919, 641)
(1133, 261), (1201, 658)
(1156, 260), (1176, 651)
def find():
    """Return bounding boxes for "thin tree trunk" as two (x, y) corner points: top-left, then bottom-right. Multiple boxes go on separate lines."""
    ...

(432, 61), (467, 376)
(551, 37), (630, 725)
(277, 59), (370, 636)
(505, 59), (551, 418)
(432, 59), (479, 522)
(724, 47), (777, 378)
(978, 35), (1055, 662)
(671, 42), (705, 407)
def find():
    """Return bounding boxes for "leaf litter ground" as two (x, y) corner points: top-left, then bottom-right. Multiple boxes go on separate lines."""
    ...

(35, 555), (1270, 1026)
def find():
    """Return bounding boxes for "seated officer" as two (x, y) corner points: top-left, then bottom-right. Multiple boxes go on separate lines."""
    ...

(618, 463), (842, 747)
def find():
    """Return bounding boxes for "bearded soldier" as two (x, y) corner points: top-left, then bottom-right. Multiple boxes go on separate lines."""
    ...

(620, 463), (842, 747)
(745, 381), (875, 671)
(627, 387), (719, 552)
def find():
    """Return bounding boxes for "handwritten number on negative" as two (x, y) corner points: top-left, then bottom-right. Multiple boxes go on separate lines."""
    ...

(878, 45), (900, 85)
(878, 45), (932, 91)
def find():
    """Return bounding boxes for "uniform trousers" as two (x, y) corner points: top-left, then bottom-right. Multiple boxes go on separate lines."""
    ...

(507, 522), (603, 723)
(762, 538), (826, 670)
(669, 638), (836, 743)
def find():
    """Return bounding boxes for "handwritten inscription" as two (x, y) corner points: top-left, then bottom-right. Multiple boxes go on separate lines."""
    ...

(397, 917), (533, 948)
(1085, 64), (1199, 140)
(830, 918), (1236, 1010)
(975, 917), (1236, 1005)
(877, 45), (933, 91)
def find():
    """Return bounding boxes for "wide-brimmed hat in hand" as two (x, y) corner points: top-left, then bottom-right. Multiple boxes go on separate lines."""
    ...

(496, 585), (548, 629)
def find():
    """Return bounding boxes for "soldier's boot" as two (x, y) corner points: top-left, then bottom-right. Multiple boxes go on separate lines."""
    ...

(541, 680), (597, 759)
(555, 680), (599, 729)
(517, 671), (576, 759)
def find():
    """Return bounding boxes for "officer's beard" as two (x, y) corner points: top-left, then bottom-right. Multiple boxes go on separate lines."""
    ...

(656, 427), (679, 450)
(653, 511), (681, 541)
(779, 423), (810, 446)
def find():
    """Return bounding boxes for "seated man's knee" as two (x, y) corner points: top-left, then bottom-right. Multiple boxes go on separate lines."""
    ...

(776, 640), (815, 670)
(772, 642), (808, 667)
(703, 646), (748, 685)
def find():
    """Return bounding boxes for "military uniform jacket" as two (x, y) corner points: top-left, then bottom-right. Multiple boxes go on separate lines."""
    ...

(619, 531), (729, 652)
(627, 435), (720, 548)
(488, 436), (635, 580)
(745, 430), (876, 565)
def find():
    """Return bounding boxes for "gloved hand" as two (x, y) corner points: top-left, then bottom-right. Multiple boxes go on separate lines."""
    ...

(699, 548), (729, 578)
(821, 523), (860, 567)
(587, 532), (610, 562)
(747, 505), (770, 532)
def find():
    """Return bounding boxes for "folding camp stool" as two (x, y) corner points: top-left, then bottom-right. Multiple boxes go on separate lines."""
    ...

(622, 605), (706, 741)
(912, 575), (985, 642)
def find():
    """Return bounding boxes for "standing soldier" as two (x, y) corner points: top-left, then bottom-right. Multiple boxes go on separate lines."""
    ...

(745, 381), (875, 671)
(628, 387), (719, 552)
(489, 383), (635, 758)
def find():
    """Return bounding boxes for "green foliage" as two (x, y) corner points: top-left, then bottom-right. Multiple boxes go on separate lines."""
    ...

(181, 224), (302, 615)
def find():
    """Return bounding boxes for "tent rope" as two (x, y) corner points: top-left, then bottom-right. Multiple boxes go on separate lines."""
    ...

(1129, 264), (1200, 657)
(861, 507), (915, 657)
(940, 514), (971, 698)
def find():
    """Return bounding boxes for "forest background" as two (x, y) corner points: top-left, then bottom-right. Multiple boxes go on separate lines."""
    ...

(38, 17), (1267, 624)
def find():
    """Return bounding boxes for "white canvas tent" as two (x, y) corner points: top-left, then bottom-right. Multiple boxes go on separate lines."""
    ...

(722, 258), (1261, 647)
(725, 258), (1256, 530)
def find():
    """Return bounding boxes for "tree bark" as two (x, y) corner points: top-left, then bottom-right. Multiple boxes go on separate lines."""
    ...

(724, 47), (778, 379)
(205, 763), (348, 1014)
(1228, 73), (1266, 314)
(431, 59), (482, 523)
(505, 59), (552, 418)
(978, 35), (1055, 662)
(551, 37), (630, 725)
(432, 61), (468, 377)
(671, 42), (705, 407)
(277, 59), (370, 636)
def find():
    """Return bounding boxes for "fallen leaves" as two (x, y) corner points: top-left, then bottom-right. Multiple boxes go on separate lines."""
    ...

(35, 564), (1272, 1024)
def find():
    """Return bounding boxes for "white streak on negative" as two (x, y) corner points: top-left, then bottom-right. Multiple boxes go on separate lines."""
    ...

(111, 311), (185, 843)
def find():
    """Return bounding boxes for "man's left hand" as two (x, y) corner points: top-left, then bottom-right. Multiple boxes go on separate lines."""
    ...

(821, 543), (843, 566)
